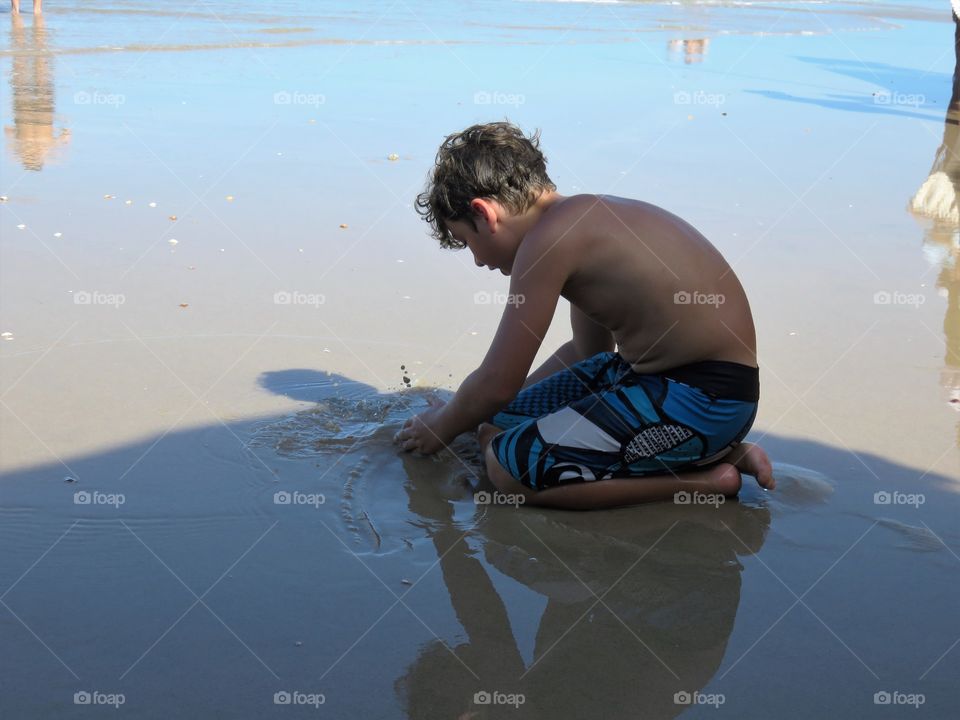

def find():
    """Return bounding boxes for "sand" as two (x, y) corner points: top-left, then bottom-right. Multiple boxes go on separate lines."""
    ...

(1, 0), (958, 717)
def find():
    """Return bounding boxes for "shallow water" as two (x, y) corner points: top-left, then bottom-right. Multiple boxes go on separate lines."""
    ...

(2, 0), (959, 717)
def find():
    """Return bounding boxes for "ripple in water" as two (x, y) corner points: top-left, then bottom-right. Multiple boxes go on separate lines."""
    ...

(250, 382), (434, 457)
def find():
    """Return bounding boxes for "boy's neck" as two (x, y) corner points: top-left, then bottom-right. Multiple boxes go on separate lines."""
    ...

(515, 189), (566, 236)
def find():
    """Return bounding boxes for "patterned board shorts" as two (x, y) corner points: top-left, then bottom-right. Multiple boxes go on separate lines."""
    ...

(488, 352), (760, 492)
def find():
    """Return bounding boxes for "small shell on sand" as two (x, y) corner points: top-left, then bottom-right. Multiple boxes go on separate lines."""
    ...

(148, 202), (157, 208)
(388, 153), (399, 161)
(16, 224), (25, 230)
(53, 232), (62, 238)
(1, 332), (13, 340)
(225, 195), (235, 202)
(339, 223), (348, 228)
(0, 196), (8, 202)
(168, 238), (179, 246)
(125, 199), (132, 205)
(168, 215), (177, 221)
(104, 194), (115, 199)
(179, 303), (189, 308)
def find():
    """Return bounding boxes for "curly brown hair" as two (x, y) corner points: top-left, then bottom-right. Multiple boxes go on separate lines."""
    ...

(415, 121), (556, 249)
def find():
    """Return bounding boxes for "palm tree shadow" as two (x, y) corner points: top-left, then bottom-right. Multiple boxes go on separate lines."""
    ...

(747, 57), (950, 120)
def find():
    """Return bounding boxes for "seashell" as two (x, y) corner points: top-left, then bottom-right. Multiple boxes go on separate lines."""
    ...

(148, 202), (157, 208)
(168, 238), (178, 245)
(388, 153), (399, 161)
(1, 331), (13, 340)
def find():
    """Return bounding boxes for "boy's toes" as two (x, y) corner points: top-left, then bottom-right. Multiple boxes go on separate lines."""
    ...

(734, 443), (775, 490)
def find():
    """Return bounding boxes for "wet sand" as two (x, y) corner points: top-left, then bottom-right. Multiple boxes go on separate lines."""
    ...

(1, 0), (958, 717)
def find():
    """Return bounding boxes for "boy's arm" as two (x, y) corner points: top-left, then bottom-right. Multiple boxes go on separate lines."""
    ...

(520, 305), (616, 389)
(436, 230), (570, 439)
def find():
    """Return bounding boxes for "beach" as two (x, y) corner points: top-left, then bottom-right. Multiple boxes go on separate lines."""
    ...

(1, 0), (958, 717)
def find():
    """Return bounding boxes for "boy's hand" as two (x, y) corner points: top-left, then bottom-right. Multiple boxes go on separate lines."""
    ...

(394, 396), (450, 455)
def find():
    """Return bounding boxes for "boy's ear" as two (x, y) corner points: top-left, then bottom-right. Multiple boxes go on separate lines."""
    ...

(470, 198), (498, 233)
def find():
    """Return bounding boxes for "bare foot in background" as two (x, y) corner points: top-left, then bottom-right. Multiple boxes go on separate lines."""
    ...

(725, 442), (775, 490)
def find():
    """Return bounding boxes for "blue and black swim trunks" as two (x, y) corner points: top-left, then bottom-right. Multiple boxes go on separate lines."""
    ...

(489, 352), (760, 491)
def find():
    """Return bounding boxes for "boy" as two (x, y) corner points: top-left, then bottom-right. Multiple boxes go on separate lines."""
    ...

(394, 122), (773, 510)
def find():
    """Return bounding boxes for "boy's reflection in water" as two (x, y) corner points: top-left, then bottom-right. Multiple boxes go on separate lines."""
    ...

(5, 12), (69, 172)
(395, 448), (769, 719)
(910, 8), (960, 441)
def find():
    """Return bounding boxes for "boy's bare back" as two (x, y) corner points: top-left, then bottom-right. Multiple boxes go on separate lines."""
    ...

(511, 193), (757, 374)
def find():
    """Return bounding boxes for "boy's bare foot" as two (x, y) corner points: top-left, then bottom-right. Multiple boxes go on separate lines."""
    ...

(725, 442), (775, 490)
(705, 462), (742, 497)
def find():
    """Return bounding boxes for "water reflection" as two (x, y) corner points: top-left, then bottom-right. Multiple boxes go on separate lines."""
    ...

(395, 448), (769, 719)
(909, 12), (960, 441)
(4, 12), (68, 172)
(667, 38), (710, 65)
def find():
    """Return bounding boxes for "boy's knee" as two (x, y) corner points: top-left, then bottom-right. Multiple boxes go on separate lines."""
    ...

(483, 444), (539, 504)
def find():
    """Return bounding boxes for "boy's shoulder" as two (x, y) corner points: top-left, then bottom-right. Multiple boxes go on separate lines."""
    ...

(529, 193), (652, 236)
(521, 193), (650, 261)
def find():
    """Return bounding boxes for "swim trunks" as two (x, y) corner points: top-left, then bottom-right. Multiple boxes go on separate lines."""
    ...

(488, 351), (759, 491)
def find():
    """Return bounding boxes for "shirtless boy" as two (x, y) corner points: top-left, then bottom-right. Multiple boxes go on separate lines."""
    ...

(394, 121), (774, 510)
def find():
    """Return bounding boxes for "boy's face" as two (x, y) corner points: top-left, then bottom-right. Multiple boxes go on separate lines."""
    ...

(447, 204), (517, 275)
